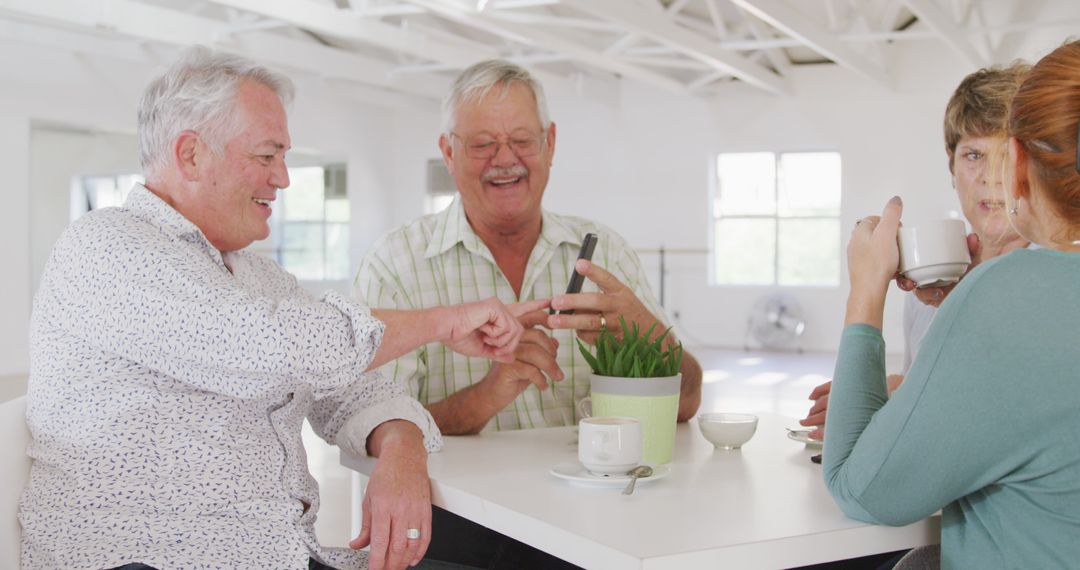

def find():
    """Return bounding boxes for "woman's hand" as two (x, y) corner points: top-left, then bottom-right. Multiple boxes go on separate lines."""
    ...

(350, 420), (431, 570)
(801, 374), (905, 439)
(845, 197), (903, 328)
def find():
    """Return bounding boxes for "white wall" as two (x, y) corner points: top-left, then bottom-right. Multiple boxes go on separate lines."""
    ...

(0, 109), (31, 376)
(29, 128), (142, 295)
(0, 43), (146, 376)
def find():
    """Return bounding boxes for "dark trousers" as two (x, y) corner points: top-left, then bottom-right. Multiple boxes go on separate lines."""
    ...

(424, 505), (582, 570)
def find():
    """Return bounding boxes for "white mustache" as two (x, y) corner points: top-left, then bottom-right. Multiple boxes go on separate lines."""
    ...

(481, 165), (528, 183)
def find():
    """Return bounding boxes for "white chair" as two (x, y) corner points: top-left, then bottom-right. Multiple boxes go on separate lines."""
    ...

(1, 395), (30, 569)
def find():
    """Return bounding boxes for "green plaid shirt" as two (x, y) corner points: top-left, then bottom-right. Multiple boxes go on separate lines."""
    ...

(354, 197), (667, 431)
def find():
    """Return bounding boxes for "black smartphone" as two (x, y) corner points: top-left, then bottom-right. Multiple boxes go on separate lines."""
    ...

(551, 233), (598, 315)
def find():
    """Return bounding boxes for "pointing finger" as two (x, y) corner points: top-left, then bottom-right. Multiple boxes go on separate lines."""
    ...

(518, 309), (552, 328)
(509, 298), (551, 317)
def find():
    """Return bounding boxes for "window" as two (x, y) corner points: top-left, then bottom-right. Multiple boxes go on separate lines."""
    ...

(266, 164), (350, 281)
(78, 164), (350, 281)
(78, 173), (145, 218)
(712, 152), (841, 286)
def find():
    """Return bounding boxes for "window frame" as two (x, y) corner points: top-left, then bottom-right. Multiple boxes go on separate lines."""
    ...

(709, 149), (842, 288)
(266, 162), (350, 282)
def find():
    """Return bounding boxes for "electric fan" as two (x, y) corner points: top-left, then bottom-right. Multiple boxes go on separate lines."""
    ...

(745, 293), (806, 352)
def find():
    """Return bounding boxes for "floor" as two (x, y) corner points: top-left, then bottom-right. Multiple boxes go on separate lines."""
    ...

(304, 347), (903, 548)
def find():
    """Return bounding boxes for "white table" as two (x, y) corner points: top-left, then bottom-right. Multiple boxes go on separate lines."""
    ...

(340, 413), (939, 569)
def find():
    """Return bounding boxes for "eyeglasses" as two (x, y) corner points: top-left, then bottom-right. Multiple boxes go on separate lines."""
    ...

(451, 130), (545, 160)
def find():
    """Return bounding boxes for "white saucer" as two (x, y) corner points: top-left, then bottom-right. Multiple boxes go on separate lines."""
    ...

(549, 462), (671, 487)
(787, 429), (824, 449)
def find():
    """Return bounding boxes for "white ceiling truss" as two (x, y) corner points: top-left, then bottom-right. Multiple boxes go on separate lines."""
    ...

(0, 0), (1075, 100)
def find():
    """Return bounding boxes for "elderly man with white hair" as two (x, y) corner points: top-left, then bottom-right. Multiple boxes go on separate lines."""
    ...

(20, 47), (543, 570)
(355, 59), (703, 569)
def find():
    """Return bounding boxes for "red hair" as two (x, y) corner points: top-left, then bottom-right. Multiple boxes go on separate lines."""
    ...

(1008, 39), (1080, 230)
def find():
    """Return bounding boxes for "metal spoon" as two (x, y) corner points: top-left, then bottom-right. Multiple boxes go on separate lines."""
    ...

(621, 465), (653, 495)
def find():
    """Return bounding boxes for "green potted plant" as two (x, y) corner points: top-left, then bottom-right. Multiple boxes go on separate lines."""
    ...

(578, 317), (683, 464)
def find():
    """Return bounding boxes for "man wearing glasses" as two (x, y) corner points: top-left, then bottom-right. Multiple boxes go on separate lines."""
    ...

(354, 60), (702, 568)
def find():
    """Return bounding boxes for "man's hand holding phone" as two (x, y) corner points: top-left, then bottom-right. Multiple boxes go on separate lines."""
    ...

(548, 258), (667, 347)
(551, 233), (597, 315)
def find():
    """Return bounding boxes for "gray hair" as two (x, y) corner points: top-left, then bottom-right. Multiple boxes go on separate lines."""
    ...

(441, 59), (551, 135)
(137, 46), (295, 175)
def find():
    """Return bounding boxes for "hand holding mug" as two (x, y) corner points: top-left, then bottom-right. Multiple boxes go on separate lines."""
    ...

(895, 219), (972, 290)
(896, 232), (981, 307)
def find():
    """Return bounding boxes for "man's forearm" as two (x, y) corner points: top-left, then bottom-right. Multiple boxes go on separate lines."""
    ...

(368, 307), (450, 371)
(366, 419), (427, 458)
(676, 351), (703, 422)
(425, 382), (502, 435)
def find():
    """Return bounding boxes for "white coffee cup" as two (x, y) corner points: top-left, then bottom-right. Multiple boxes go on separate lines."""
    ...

(578, 417), (642, 476)
(897, 219), (971, 288)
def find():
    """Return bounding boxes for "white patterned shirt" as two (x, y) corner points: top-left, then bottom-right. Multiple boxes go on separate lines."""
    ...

(22, 185), (441, 570)
(354, 197), (667, 431)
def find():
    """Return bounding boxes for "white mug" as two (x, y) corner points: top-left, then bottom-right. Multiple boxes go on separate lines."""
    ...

(897, 219), (971, 287)
(578, 416), (642, 476)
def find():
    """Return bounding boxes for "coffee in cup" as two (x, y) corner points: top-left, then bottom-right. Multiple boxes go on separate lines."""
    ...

(578, 416), (642, 476)
(897, 219), (971, 287)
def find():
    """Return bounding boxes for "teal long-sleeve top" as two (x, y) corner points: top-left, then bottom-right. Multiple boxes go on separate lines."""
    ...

(824, 248), (1080, 569)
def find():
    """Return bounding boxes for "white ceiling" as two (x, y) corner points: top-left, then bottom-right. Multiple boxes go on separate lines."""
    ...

(0, 0), (1074, 100)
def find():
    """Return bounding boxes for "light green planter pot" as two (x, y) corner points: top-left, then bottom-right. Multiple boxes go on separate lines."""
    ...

(589, 373), (681, 465)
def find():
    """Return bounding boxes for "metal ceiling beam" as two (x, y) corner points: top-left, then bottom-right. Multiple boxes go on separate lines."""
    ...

(688, 70), (728, 90)
(203, 0), (492, 68)
(704, 0), (729, 39)
(0, 0), (447, 98)
(486, 11), (623, 32)
(665, 0), (695, 16)
(823, 0), (843, 31)
(623, 55), (711, 71)
(405, 0), (691, 93)
(603, 33), (641, 56)
(875, 0), (907, 31)
(672, 12), (724, 37)
(903, 0), (986, 68)
(622, 16), (1080, 52)
(734, 5), (790, 75)
(730, 0), (891, 86)
(350, 2), (425, 17)
(562, 0), (789, 95)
